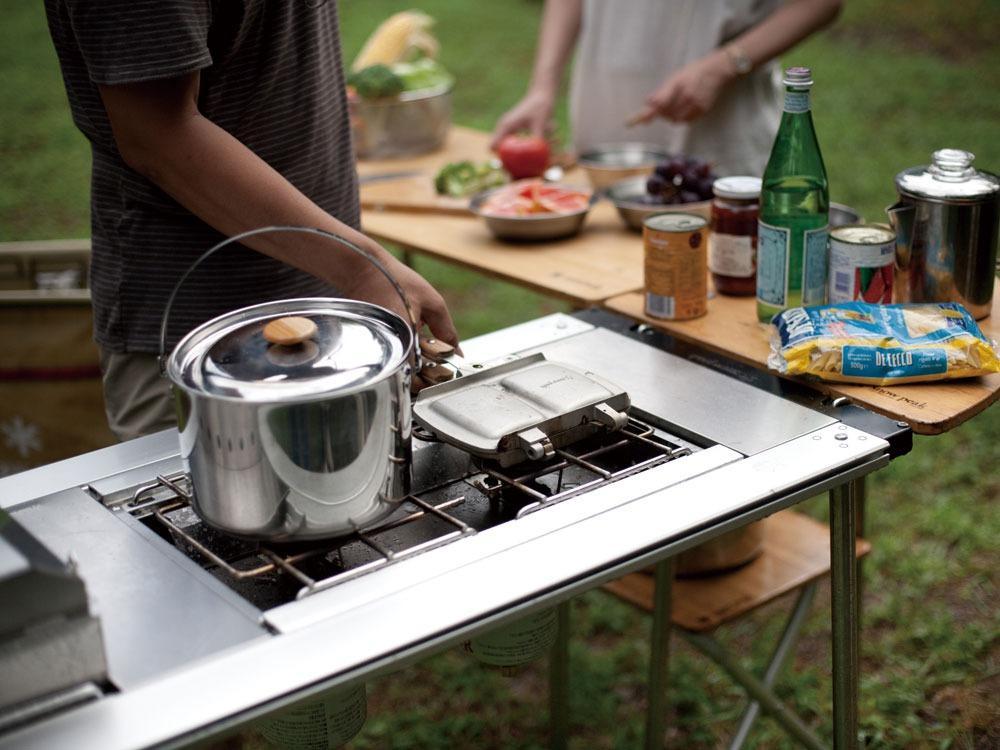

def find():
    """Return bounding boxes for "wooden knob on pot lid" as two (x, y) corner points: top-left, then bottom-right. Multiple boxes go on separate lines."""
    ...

(263, 316), (317, 346)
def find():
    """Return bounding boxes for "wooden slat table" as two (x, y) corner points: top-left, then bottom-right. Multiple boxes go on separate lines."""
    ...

(359, 127), (998, 436)
(603, 282), (1000, 435)
(359, 126), (645, 306)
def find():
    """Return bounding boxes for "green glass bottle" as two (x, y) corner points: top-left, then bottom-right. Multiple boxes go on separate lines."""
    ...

(756, 67), (830, 322)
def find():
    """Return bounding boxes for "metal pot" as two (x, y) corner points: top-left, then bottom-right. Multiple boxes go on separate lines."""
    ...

(352, 84), (452, 160)
(162, 227), (416, 541)
(887, 149), (999, 319)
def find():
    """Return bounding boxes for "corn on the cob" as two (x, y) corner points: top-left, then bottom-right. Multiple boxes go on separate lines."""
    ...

(351, 11), (439, 72)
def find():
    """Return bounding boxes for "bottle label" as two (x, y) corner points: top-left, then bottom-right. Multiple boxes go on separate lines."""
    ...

(756, 221), (790, 306)
(783, 90), (810, 113)
(709, 233), (755, 277)
(802, 225), (830, 305)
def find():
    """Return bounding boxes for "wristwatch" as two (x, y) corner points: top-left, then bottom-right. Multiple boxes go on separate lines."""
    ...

(724, 44), (753, 76)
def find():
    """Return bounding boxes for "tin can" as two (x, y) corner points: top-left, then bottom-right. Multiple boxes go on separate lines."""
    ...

(828, 224), (896, 304)
(643, 212), (708, 320)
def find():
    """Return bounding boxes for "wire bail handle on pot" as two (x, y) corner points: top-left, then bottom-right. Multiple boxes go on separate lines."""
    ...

(157, 225), (421, 373)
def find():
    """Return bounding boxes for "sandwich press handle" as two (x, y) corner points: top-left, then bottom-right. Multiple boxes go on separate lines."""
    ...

(418, 337), (483, 380)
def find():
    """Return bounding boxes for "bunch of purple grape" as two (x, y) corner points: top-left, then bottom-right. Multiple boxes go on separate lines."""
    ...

(644, 156), (716, 204)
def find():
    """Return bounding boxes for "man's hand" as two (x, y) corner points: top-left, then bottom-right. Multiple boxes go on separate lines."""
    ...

(340, 246), (459, 349)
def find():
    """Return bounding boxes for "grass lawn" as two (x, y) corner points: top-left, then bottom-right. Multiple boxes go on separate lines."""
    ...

(3, 0), (998, 747)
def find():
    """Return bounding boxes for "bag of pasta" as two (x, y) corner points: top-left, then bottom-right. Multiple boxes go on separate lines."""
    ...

(769, 302), (1000, 385)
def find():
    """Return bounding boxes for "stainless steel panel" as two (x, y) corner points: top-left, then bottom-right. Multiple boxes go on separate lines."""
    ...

(0, 424), (886, 750)
(9, 488), (267, 689)
(0, 430), (180, 511)
(266, 445), (741, 633)
(458, 313), (594, 363)
(530, 327), (836, 454)
(0, 617), (105, 708)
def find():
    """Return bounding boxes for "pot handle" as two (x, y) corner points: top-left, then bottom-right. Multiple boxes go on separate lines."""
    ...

(158, 225), (420, 372)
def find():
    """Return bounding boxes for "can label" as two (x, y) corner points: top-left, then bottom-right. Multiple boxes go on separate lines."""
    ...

(259, 684), (367, 750)
(467, 608), (558, 668)
(828, 226), (895, 304)
(643, 213), (708, 320)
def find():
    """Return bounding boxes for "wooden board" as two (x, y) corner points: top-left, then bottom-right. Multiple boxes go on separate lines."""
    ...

(362, 199), (645, 306)
(603, 510), (871, 633)
(357, 126), (494, 215)
(603, 280), (1000, 435)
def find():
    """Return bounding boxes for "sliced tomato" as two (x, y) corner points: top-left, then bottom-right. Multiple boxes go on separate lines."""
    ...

(480, 180), (591, 216)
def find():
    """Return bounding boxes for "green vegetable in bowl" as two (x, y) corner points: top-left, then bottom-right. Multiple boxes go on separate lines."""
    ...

(391, 58), (454, 92)
(347, 64), (404, 99)
(434, 161), (507, 197)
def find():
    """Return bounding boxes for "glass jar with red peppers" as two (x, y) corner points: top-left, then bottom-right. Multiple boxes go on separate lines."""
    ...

(709, 176), (762, 296)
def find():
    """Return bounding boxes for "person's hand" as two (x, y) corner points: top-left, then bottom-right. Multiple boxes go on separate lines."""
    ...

(490, 90), (555, 150)
(629, 50), (734, 125)
(342, 246), (460, 350)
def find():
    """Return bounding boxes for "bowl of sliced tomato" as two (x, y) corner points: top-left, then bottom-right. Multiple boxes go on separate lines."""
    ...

(470, 180), (596, 242)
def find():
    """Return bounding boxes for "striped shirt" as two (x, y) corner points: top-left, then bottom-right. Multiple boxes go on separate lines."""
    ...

(45, 0), (359, 352)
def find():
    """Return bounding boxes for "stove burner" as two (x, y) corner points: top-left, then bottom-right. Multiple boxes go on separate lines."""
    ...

(114, 419), (691, 608)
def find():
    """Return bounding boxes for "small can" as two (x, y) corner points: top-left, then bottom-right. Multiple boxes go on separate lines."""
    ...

(643, 212), (708, 320)
(828, 224), (896, 304)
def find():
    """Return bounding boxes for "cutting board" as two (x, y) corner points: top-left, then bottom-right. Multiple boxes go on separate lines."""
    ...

(357, 125), (493, 216)
(360, 175), (472, 216)
(357, 124), (580, 216)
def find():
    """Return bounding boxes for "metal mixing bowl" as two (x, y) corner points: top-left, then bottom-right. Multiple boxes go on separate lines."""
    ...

(470, 186), (597, 242)
(830, 202), (862, 226)
(352, 84), (452, 160)
(578, 143), (671, 190)
(605, 176), (712, 232)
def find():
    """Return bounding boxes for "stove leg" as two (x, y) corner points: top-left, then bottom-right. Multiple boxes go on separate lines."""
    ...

(830, 479), (861, 750)
(550, 601), (571, 750)
(644, 557), (674, 750)
(855, 477), (867, 616)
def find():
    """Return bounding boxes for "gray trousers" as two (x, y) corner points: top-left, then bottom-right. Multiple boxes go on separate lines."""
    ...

(98, 349), (177, 442)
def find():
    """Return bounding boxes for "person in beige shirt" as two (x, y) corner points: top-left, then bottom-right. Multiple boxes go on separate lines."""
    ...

(493, 0), (843, 177)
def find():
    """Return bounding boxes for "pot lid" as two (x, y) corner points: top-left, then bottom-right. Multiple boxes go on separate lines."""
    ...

(169, 299), (410, 402)
(895, 149), (1000, 203)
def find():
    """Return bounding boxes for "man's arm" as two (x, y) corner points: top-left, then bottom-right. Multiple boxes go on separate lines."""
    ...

(490, 0), (582, 148)
(99, 72), (458, 345)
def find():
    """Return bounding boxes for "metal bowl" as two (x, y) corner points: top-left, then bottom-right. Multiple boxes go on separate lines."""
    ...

(578, 143), (671, 190)
(352, 84), (452, 160)
(830, 202), (862, 227)
(605, 176), (712, 232)
(470, 185), (597, 242)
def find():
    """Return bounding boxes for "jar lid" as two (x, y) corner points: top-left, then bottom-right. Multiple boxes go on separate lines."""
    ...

(167, 298), (411, 402)
(713, 176), (762, 200)
(895, 149), (1000, 203)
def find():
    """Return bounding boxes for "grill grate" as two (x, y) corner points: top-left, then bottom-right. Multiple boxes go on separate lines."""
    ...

(122, 419), (688, 602)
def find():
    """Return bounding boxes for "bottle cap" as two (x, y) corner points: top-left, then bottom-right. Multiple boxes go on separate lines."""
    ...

(783, 67), (813, 88)
(713, 176), (762, 200)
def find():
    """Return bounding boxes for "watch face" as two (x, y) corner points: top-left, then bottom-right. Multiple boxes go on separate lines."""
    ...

(727, 46), (751, 74)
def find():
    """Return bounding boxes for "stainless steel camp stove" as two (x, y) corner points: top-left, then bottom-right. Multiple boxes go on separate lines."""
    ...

(0, 309), (910, 750)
